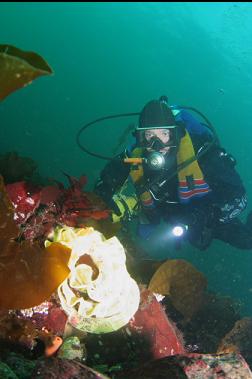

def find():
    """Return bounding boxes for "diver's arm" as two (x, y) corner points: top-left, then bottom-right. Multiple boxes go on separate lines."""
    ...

(201, 146), (247, 223)
(180, 147), (247, 248)
(94, 151), (130, 204)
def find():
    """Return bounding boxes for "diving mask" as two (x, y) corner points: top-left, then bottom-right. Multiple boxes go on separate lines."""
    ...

(145, 136), (176, 151)
(135, 125), (182, 150)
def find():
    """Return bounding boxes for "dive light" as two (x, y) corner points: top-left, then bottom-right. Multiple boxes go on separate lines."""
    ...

(124, 151), (166, 171)
(171, 224), (188, 237)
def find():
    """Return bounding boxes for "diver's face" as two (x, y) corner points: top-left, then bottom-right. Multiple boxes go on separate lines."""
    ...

(144, 128), (171, 154)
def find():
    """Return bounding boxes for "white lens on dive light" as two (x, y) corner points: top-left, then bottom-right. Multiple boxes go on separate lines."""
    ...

(172, 225), (188, 237)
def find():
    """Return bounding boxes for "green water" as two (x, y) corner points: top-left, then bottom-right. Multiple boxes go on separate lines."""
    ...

(1, 2), (252, 315)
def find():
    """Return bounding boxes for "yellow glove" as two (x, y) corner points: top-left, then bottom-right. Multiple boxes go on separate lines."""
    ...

(111, 194), (138, 223)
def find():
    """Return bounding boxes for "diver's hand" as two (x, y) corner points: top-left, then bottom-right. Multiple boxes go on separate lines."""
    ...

(187, 224), (213, 250)
(183, 206), (219, 250)
(109, 194), (139, 223)
(109, 198), (122, 217)
(185, 205), (221, 229)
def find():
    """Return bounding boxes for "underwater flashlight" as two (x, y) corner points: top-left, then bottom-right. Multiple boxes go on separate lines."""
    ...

(124, 152), (166, 170)
(172, 224), (188, 237)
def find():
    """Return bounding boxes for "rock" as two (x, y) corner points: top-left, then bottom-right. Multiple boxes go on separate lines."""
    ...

(31, 357), (110, 379)
(116, 352), (252, 379)
(58, 336), (87, 361)
(217, 317), (252, 367)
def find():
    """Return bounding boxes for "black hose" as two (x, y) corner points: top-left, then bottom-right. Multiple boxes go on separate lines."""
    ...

(76, 113), (139, 161)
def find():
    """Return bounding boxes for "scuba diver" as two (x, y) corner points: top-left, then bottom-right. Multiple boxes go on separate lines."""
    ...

(80, 96), (252, 252)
